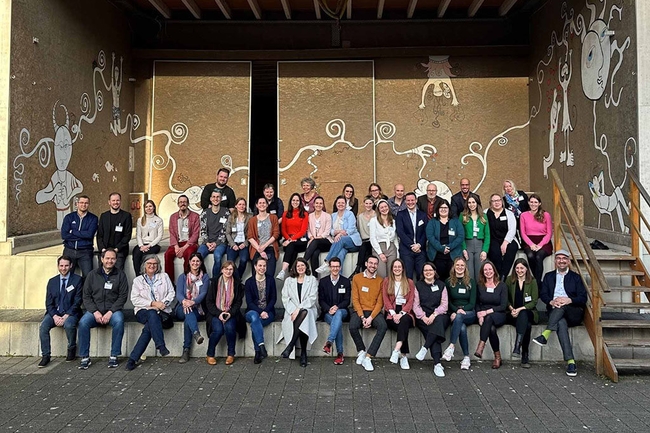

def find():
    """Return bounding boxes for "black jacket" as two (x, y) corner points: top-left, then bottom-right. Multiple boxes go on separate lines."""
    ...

(97, 209), (132, 254)
(318, 275), (351, 317)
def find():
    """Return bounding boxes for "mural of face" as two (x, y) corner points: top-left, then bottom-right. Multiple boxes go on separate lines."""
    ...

(581, 19), (611, 101)
(53, 104), (73, 171)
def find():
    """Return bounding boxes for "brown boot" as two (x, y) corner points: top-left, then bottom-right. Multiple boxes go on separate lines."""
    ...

(492, 351), (502, 369)
(474, 341), (486, 359)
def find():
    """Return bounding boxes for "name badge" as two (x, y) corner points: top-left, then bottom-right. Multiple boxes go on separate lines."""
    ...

(361, 286), (370, 293)
(115, 225), (123, 232)
(458, 288), (466, 294)
(473, 227), (479, 233)
(270, 210), (277, 214)
(149, 222), (157, 229)
(304, 205), (310, 212)
(449, 228), (456, 236)
(499, 216), (507, 221)
(431, 285), (439, 292)
(525, 296), (532, 302)
(182, 227), (189, 233)
(300, 237), (307, 242)
(219, 217), (226, 224)
(231, 227), (237, 232)
(104, 282), (113, 290)
(315, 221), (321, 229)
(418, 220), (424, 226)
(487, 288), (495, 294)
(66, 285), (75, 292)
(221, 196), (227, 201)
(196, 280), (203, 287)
(338, 287), (346, 294)
(396, 298), (405, 305)
(518, 196), (524, 201)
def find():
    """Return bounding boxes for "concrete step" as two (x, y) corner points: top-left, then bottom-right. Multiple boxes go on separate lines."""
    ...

(604, 303), (650, 309)
(579, 254), (637, 262)
(583, 270), (645, 277)
(605, 338), (650, 348)
(601, 319), (650, 328)
(611, 358), (650, 371)
(606, 286), (646, 292)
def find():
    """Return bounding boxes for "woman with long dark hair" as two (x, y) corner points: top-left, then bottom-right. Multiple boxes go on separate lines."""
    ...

(506, 258), (538, 368)
(276, 193), (309, 281)
(175, 252), (210, 363)
(519, 194), (553, 288)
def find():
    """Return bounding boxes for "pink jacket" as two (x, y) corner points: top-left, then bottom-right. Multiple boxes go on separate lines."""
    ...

(169, 211), (200, 246)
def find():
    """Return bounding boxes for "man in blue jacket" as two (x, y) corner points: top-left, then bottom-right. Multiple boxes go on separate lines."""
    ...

(38, 256), (83, 367)
(318, 257), (351, 365)
(61, 195), (98, 277)
(396, 192), (428, 280)
(533, 249), (587, 377)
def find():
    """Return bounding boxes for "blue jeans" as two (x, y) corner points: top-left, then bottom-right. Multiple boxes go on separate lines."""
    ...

(324, 309), (348, 354)
(207, 316), (237, 357)
(128, 309), (168, 362)
(77, 310), (125, 358)
(174, 303), (205, 349)
(39, 314), (79, 356)
(449, 310), (477, 356)
(245, 310), (275, 349)
(325, 236), (360, 268)
(226, 246), (249, 279)
(198, 243), (228, 278)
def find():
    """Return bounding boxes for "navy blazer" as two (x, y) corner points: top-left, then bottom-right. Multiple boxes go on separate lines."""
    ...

(45, 273), (83, 318)
(540, 270), (588, 308)
(244, 276), (277, 315)
(395, 208), (428, 253)
(318, 275), (351, 314)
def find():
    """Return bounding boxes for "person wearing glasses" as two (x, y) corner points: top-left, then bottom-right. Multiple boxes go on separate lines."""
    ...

(426, 200), (465, 282)
(368, 183), (388, 208)
(333, 184), (358, 215)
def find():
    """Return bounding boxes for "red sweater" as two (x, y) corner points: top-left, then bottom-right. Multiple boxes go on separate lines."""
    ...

(281, 211), (309, 241)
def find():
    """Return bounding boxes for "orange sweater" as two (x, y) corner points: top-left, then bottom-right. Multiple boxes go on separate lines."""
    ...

(351, 273), (384, 319)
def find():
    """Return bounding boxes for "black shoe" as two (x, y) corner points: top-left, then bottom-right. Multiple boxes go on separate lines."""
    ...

(254, 351), (263, 364)
(193, 331), (204, 345)
(281, 344), (294, 359)
(179, 348), (190, 364)
(259, 344), (268, 359)
(159, 346), (170, 357)
(521, 352), (530, 368)
(125, 359), (137, 371)
(532, 335), (547, 347)
(512, 334), (523, 357)
(300, 351), (308, 367)
(566, 363), (577, 377)
(38, 356), (51, 368)
(66, 347), (76, 362)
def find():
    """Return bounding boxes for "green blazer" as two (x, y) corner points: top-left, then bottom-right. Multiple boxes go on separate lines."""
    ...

(506, 277), (539, 323)
(461, 215), (490, 253)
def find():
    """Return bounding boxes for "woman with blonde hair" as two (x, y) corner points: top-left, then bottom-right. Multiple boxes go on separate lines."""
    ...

(461, 196), (490, 284)
(369, 199), (398, 278)
(132, 200), (164, 276)
(225, 197), (252, 279)
(382, 258), (416, 370)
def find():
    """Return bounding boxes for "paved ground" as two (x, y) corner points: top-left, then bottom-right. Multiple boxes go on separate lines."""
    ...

(0, 356), (649, 433)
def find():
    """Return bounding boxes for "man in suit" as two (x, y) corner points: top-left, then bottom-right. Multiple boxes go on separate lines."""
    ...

(61, 195), (98, 277)
(450, 178), (481, 218)
(533, 249), (587, 377)
(96, 192), (132, 270)
(38, 256), (83, 367)
(318, 257), (351, 365)
(164, 194), (200, 282)
(417, 182), (444, 220)
(396, 192), (428, 280)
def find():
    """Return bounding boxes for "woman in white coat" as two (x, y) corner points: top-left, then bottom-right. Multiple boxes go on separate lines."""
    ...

(279, 258), (319, 367)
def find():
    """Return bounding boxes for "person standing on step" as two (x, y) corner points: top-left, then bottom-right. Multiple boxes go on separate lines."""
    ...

(96, 192), (132, 271)
(61, 195), (98, 277)
(200, 167), (237, 211)
(396, 192), (428, 281)
(198, 190), (230, 278)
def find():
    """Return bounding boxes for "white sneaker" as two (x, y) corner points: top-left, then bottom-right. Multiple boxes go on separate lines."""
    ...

(315, 263), (330, 274)
(390, 350), (400, 364)
(356, 350), (367, 365)
(434, 363), (445, 377)
(362, 356), (374, 371)
(460, 356), (471, 370)
(442, 344), (455, 362)
(400, 356), (410, 370)
(415, 346), (428, 361)
(276, 270), (286, 281)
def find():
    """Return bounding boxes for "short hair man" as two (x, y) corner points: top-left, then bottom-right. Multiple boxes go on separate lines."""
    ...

(197, 190), (230, 277)
(77, 249), (129, 369)
(164, 194), (200, 281)
(396, 192), (428, 280)
(450, 178), (482, 218)
(200, 167), (236, 211)
(96, 192), (132, 270)
(417, 183), (444, 220)
(254, 183), (285, 224)
(388, 184), (407, 217)
(533, 249), (587, 377)
(38, 256), (83, 367)
(61, 195), (98, 277)
(318, 257), (351, 365)
(349, 256), (386, 372)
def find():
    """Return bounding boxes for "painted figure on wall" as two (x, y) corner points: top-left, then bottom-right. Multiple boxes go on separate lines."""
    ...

(559, 51), (574, 167)
(110, 53), (123, 136)
(543, 89), (561, 179)
(419, 55), (459, 109)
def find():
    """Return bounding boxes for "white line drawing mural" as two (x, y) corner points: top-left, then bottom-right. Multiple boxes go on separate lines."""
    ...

(414, 178), (452, 203)
(110, 53), (123, 136)
(419, 55), (459, 109)
(559, 51), (574, 166)
(543, 89), (562, 178)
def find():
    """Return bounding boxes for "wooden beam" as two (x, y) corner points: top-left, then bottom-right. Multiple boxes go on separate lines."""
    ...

(377, 0), (385, 19)
(437, 0), (451, 18)
(498, 0), (517, 16)
(280, 0), (292, 19)
(468, 0), (484, 17)
(347, 0), (352, 19)
(247, 0), (262, 19)
(406, 0), (417, 18)
(214, 0), (231, 19)
(181, 0), (201, 19)
(148, 0), (171, 19)
(313, 0), (321, 19)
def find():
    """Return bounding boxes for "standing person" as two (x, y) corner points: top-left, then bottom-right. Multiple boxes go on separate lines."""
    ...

(417, 183), (444, 220)
(77, 249), (129, 369)
(486, 194), (518, 280)
(125, 255), (175, 371)
(368, 183), (388, 207)
(506, 258), (538, 368)
(205, 261), (244, 365)
(200, 167), (236, 211)
(38, 256), (83, 367)
(198, 190), (230, 278)
(520, 194), (553, 288)
(442, 257), (476, 370)
(254, 183), (284, 224)
(164, 195), (200, 282)
(413, 262), (450, 377)
(502, 179), (529, 219)
(426, 200), (465, 282)
(533, 250), (587, 377)
(474, 261), (508, 369)
(388, 184), (407, 217)
(315, 196), (361, 274)
(349, 256), (386, 372)
(96, 192), (132, 270)
(383, 259), (415, 370)
(300, 177), (319, 213)
(461, 196), (490, 284)
(248, 197), (280, 279)
(334, 184), (358, 216)
(245, 257), (277, 364)
(354, 196), (375, 275)
(369, 199), (398, 279)
(61, 195), (98, 277)
(396, 192), (428, 281)
(450, 178), (482, 218)
(279, 258), (319, 367)
(318, 257), (350, 365)
(132, 200), (163, 276)
(225, 198), (251, 280)
(276, 193), (309, 281)
(304, 196), (332, 276)
(175, 253), (209, 364)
